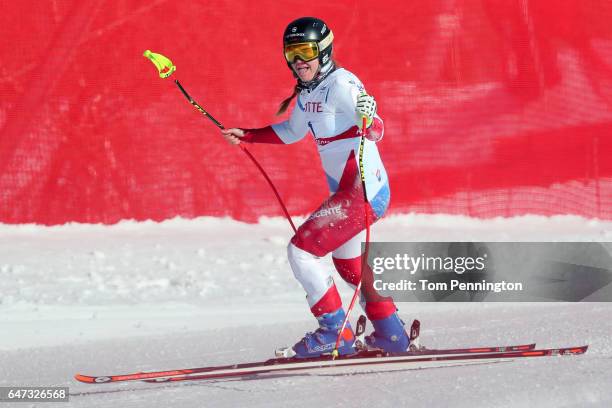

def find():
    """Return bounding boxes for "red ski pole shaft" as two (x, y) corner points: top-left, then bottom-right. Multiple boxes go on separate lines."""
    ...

(174, 80), (296, 233)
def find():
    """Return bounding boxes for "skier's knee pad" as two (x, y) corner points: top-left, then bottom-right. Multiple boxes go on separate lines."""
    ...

(332, 256), (361, 286)
(290, 230), (327, 257)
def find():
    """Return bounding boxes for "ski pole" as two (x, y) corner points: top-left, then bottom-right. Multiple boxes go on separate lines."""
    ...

(332, 115), (370, 359)
(143, 50), (297, 233)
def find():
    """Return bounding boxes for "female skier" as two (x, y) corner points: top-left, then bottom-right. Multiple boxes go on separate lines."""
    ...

(221, 17), (410, 358)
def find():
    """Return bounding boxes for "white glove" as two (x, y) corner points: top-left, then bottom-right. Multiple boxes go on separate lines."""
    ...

(355, 93), (377, 128)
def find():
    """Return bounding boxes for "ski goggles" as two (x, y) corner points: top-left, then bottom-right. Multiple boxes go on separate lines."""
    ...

(284, 41), (319, 63)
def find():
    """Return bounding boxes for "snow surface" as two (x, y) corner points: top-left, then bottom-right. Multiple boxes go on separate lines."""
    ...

(1, 214), (611, 407)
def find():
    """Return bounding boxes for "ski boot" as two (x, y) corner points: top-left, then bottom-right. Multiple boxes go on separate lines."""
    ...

(365, 312), (411, 353)
(291, 308), (356, 358)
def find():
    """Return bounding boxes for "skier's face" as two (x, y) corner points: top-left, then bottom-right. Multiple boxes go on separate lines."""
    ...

(291, 58), (319, 82)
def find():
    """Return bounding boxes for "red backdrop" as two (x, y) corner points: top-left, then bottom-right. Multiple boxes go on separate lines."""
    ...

(1, 0), (611, 224)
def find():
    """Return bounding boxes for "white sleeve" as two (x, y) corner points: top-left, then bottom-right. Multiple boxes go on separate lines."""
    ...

(330, 75), (363, 127)
(271, 100), (309, 144)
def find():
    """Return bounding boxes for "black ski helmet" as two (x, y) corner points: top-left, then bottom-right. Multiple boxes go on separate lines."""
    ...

(283, 17), (334, 76)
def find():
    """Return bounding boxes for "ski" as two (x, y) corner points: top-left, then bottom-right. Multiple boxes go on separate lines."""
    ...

(75, 342), (537, 384)
(142, 345), (587, 383)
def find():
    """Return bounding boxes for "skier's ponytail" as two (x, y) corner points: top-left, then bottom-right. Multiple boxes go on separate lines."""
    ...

(276, 85), (299, 116)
